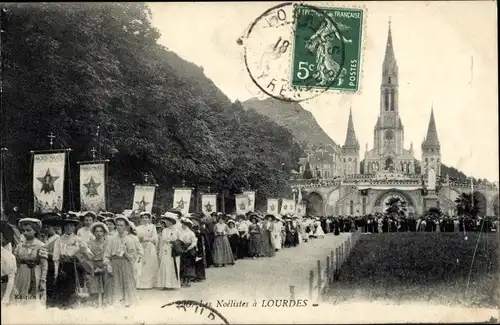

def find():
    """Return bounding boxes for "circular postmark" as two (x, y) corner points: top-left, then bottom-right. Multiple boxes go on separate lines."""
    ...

(160, 300), (230, 325)
(241, 2), (346, 102)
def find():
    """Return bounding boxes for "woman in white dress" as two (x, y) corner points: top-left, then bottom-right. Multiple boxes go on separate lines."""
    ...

(136, 212), (159, 289)
(155, 213), (181, 290)
(313, 218), (325, 238)
(271, 215), (283, 251)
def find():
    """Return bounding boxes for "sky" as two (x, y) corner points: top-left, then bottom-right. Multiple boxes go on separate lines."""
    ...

(148, 1), (498, 181)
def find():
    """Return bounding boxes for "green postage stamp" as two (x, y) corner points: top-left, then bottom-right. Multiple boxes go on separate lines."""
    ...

(291, 5), (363, 91)
(242, 3), (364, 101)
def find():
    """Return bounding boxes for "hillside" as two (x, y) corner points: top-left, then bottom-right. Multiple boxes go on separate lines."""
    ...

(1, 3), (303, 215)
(242, 98), (340, 151)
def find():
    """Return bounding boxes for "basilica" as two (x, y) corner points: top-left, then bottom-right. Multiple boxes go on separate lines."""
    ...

(295, 23), (498, 217)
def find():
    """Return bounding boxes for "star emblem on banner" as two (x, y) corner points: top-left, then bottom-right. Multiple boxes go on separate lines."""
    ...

(135, 196), (149, 212)
(204, 202), (213, 212)
(270, 204), (275, 211)
(37, 169), (59, 194)
(176, 198), (186, 210)
(83, 176), (101, 197)
(239, 202), (246, 210)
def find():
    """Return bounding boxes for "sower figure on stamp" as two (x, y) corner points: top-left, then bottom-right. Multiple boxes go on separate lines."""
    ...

(13, 218), (48, 307)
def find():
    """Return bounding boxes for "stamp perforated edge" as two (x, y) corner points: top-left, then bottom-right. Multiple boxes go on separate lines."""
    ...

(290, 1), (368, 96)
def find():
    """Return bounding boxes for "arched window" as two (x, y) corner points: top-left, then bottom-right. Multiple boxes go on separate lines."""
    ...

(349, 200), (354, 215)
(390, 89), (396, 111)
(388, 77), (391, 84)
(384, 89), (389, 111)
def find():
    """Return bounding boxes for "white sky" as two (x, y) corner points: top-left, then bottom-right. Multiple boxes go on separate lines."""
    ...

(148, 1), (498, 181)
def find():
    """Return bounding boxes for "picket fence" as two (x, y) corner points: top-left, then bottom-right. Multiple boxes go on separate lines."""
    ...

(288, 228), (362, 302)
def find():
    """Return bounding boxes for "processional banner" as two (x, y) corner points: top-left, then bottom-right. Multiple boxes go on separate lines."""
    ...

(79, 163), (106, 213)
(235, 194), (249, 215)
(295, 203), (306, 217)
(242, 191), (256, 212)
(201, 194), (217, 215)
(173, 188), (192, 215)
(33, 152), (66, 214)
(267, 198), (279, 214)
(132, 185), (156, 213)
(280, 199), (295, 215)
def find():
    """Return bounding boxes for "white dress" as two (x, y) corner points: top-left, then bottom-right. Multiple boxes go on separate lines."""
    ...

(155, 227), (181, 289)
(272, 221), (283, 250)
(313, 221), (325, 237)
(136, 224), (159, 289)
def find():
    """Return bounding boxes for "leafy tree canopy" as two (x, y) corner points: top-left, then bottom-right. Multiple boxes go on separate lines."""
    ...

(1, 3), (304, 214)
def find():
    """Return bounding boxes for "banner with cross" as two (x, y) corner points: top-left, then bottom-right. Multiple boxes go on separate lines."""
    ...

(242, 191), (255, 212)
(132, 185), (156, 213)
(78, 161), (108, 213)
(267, 198), (279, 214)
(235, 194), (249, 215)
(201, 193), (217, 215)
(173, 188), (192, 215)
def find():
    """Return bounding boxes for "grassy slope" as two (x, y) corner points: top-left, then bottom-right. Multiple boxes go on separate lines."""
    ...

(325, 232), (499, 308)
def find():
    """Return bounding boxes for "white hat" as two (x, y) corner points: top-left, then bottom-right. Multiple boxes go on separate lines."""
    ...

(114, 215), (135, 229)
(161, 212), (178, 225)
(89, 222), (109, 234)
(139, 211), (153, 218)
(18, 218), (42, 229)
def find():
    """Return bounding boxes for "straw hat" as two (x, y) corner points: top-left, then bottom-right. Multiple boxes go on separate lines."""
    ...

(18, 218), (42, 229)
(89, 222), (109, 234)
(102, 217), (116, 225)
(81, 211), (97, 220)
(227, 219), (236, 225)
(114, 215), (135, 229)
(139, 211), (153, 218)
(161, 212), (178, 225)
(264, 214), (277, 221)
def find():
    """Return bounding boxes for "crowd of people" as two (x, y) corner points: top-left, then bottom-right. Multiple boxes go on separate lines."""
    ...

(0, 210), (334, 309)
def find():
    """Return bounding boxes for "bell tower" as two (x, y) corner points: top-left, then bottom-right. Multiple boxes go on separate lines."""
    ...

(374, 20), (405, 164)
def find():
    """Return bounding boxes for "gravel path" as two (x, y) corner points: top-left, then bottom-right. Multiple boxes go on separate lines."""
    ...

(137, 232), (351, 304)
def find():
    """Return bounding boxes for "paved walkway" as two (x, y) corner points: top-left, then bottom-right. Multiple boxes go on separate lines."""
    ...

(138, 232), (351, 304)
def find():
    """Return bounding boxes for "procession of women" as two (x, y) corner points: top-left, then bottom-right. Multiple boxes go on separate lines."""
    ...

(0, 207), (332, 309)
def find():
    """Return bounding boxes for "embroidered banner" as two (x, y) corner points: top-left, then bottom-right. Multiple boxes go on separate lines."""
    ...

(132, 185), (156, 213)
(295, 203), (306, 217)
(235, 194), (249, 215)
(201, 194), (217, 215)
(33, 152), (66, 214)
(242, 191), (256, 212)
(279, 199), (295, 215)
(267, 198), (279, 214)
(173, 188), (192, 215)
(79, 163), (106, 213)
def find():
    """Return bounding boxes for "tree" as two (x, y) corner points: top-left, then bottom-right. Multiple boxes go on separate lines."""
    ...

(1, 3), (304, 214)
(455, 192), (480, 217)
(385, 197), (407, 216)
(303, 162), (313, 179)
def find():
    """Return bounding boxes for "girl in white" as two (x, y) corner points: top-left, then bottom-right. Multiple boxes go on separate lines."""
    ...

(136, 212), (159, 289)
(155, 213), (181, 290)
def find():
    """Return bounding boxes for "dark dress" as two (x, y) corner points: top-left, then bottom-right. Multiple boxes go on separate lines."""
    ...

(248, 224), (262, 257)
(228, 230), (240, 260)
(194, 230), (206, 281)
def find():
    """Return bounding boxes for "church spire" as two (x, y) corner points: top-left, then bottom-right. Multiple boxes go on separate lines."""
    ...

(383, 19), (398, 77)
(343, 107), (360, 151)
(422, 107), (440, 150)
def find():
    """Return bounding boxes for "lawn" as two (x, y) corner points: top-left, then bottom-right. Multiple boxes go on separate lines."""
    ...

(324, 232), (499, 308)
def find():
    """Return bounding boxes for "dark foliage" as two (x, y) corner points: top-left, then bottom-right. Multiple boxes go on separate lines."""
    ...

(1, 3), (304, 215)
